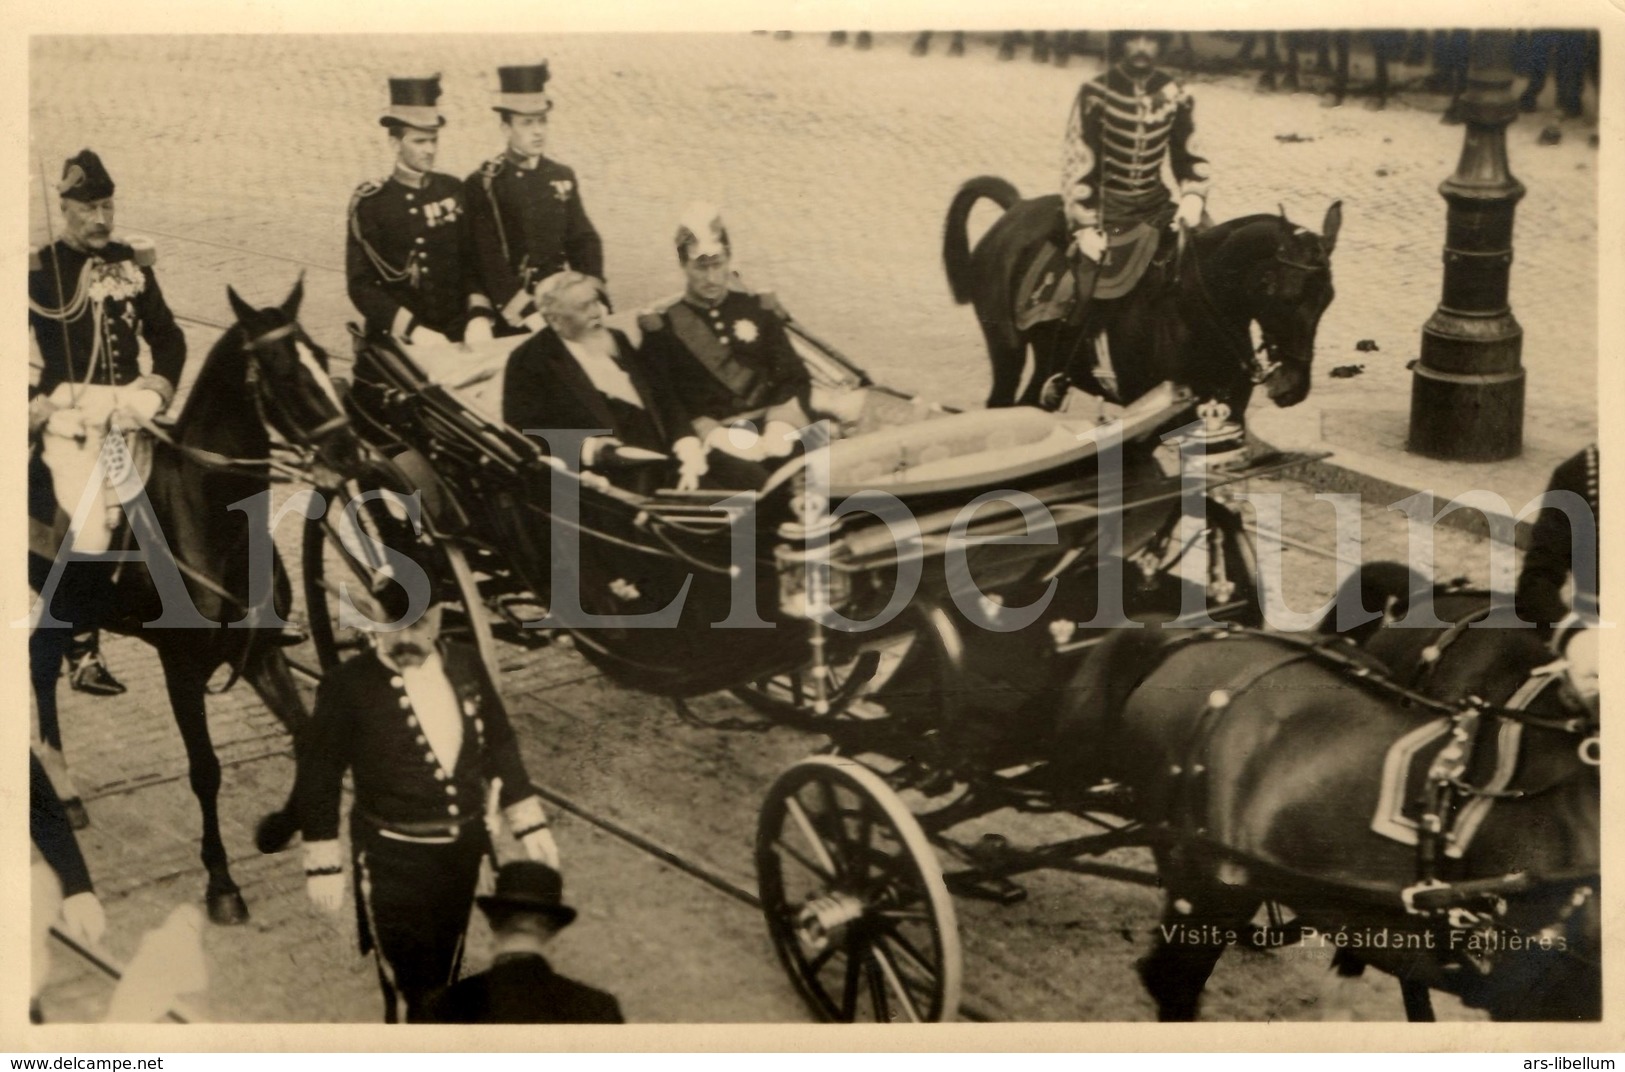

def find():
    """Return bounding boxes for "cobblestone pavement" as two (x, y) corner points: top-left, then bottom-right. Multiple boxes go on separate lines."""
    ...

(25, 32), (1584, 1025)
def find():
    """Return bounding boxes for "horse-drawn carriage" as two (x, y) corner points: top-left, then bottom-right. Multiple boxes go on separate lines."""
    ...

(299, 309), (1331, 1021)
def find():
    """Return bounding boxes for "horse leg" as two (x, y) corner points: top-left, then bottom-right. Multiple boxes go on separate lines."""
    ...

(244, 644), (309, 855)
(1139, 869), (1260, 1021)
(980, 308), (1028, 408)
(1400, 979), (1436, 1022)
(31, 611), (89, 829)
(158, 644), (249, 925)
(1317, 949), (1367, 1021)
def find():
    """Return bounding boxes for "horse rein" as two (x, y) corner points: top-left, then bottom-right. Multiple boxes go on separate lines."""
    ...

(1180, 227), (1328, 386)
(242, 320), (355, 448)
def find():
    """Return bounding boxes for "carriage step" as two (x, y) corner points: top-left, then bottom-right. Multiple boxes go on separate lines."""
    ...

(945, 870), (1029, 906)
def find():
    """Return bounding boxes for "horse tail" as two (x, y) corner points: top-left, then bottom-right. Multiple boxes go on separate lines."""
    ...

(943, 175), (1022, 305)
(1315, 560), (1429, 643)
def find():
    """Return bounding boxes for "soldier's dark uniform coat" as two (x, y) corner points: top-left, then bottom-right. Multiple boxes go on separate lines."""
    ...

(29, 239), (186, 404)
(636, 288), (809, 430)
(426, 953), (625, 1024)
(464, 150), (603, 320)
(1061, 67), (1209, 231)
(347, 171), (481, 341)
(1516, 444), (1600, 627)
(294, 641), (538, 1023)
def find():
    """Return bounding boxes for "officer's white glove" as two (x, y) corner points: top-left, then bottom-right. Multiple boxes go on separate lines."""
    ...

(303, 840), (345, 914)
(1072, 228), (1108, 263)
(463, 317), (494, 344)
(706, 422), (765, 462)
(1175, 193), (1206, 231)
(672, 436), (709, 491)
(580, 435), (618, 469)
(116, 388), (165, 425)
(29, 395), (60, 436)
(505, 796), (560, 869)
(760, 420), (799, 459)
(59, 891), (107, 947)
(409, 326), (451, 350)
(45, 408), (87, 439)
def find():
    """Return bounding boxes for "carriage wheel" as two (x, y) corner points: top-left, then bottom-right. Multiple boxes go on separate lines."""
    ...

(731, 631), (917, 720)
(301, 471), (499, 682)
(756, 756), (962, 1022)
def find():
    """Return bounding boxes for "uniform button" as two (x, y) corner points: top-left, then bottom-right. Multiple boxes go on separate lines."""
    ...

(399, 697), (412, 709)
(415, 734), (427, 745)
(409, 208), (418, 215)
(434, 767), (446, 780)
(447, 804), (460, 817)
(445, 784), (457, 796)
(415, 237), (426, 245)
(405, 193), (415, 201)
(390, 676), (404, 688)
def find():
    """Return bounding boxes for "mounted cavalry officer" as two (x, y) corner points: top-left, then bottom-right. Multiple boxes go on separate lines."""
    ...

(635, 204), (814, 471)
(1056, 31), (1210, 399)
(348, 74), (495, 346)
(465, 62), (604, 336)
(1517, 443), (1600, 631)
(29, 149), (187, 703)
(293, 553), (561, 1024)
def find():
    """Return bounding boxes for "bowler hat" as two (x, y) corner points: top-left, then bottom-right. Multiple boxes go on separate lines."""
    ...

(493, 62), (553, 116)
(381, 74), (447, 131)
(477, 861), (578, 926)
(59, 149), (115, 202)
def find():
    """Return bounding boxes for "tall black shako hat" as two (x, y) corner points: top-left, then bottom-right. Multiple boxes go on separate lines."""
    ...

(477, 861), (578, 927)
(59, 149), (114, 202)
(494, 62), (553, 116)
(381, 74), (446, 131)
(1108, 31), (1175, 60)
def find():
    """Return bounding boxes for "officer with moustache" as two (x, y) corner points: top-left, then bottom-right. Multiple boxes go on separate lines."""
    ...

(294, 546), (561, 1024)
(348, 75), (495, 346)
(465, 62), (604, 336)
(29, 149), (187, 700)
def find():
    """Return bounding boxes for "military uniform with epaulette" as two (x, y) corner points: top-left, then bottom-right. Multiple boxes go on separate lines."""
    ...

(636, 288), (809, 442)
(348, 171), (485, 342)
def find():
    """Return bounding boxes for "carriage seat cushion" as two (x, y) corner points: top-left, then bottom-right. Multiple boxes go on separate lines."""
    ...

(396, 336), (520, 429)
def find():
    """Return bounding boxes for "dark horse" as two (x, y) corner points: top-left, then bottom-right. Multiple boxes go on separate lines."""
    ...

(1055, 586), (1600, 1021)
(30, 278), (369, 924)
(943, 176), (1340, 414)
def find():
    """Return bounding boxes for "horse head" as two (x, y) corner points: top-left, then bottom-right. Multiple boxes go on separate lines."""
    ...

(224, 276), (366, 486)
(1243, 201), (1340, 408)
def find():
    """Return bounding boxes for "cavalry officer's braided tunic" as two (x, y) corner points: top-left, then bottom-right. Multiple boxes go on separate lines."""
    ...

(464, 150), (603, 325)
(347, 171), (488, 342)
(1060, 67), (1210, 231)
(294, 642), (546, 1023)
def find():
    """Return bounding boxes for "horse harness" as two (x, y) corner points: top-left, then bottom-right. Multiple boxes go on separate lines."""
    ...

(1156, 626), (1597, 933)
(1175, 225), (1324, 388)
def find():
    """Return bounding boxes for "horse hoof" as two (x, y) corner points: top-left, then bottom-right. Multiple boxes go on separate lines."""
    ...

(63, 798), (90, 831)
(207, 889), (250, 926)
(254, 810), (300, 855)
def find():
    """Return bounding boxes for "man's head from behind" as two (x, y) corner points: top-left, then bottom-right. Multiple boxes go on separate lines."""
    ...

(59, 149), (116, 252)
(477, 861), (578, 951)
(537, 271), (608, 343)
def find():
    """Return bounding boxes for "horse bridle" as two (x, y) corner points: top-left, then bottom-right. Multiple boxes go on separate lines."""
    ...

(1180, 231), (1327, 386)
(242, 320), (353, 447)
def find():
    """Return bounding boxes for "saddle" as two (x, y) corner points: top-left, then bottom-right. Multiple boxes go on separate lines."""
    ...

(1015, 220), (1169, 332)
(30, 385), (156, 561)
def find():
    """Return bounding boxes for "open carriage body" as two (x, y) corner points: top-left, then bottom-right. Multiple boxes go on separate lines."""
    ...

(308, 318), (1320, 1021)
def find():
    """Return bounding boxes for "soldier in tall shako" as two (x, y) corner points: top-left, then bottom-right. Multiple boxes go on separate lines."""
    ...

(464, 62), (604, 336)
(294, 541), (561, 1024)
(348, 74), (496, 346)
(29, 150), (187, 702)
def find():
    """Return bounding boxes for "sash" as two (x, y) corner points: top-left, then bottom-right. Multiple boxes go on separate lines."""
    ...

(665, 302), (759, 402)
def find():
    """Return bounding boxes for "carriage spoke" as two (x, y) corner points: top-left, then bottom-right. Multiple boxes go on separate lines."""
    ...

(873, 922), (935, 979)
(840, 937), (863, 1020)
(863, 951), (891, 1022)
(784, 798), (839, 878)
(869, 944), (921, 1023)
(772, 836), (836, 884)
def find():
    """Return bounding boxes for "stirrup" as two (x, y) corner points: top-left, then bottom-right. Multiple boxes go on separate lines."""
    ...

(69, 651), (127, 697)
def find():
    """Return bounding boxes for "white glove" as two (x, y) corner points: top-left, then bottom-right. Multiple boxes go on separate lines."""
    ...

(303, 840), (345, 913)
(59, 891), (107, 947)
(1175, 193), (1205, 231)
(409, 326), (450, 349)
(760, 420), (799, 459)
(581, 435), (619, 468)
(672, 436), (709, 491)
(463, 316), (494, 344)
(117, 388), (164, 424)
(46, 407), (87, 439)
(521, 827), (561, 869)
(1073, 228), (1107, 263)
(705, 422), (765, 462)
(29, 395), (60, 436)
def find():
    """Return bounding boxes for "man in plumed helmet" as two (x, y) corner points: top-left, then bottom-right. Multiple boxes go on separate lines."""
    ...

(635, 204), (814, 470)
(29, 149), (187, 701)
(1060, 32), (1210, 337)
(293, 538), (561, 1023)
(465, 62), (604, 336)
(348, 75), (495, 346)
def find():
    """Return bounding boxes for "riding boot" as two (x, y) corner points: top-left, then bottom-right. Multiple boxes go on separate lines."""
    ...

(67, 630), (126, 697)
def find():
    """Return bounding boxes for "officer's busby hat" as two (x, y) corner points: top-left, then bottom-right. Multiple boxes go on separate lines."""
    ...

(1107, 31), (1175, 59)
(476, 861), (578, 927)
(493, 62), (553, 116)
(674, 203), (730, 264)
(59, 149), (114, 203)
(380, 74), (447, 131)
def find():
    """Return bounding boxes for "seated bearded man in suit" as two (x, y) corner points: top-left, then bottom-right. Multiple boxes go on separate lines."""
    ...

(502, 271), (764, 491)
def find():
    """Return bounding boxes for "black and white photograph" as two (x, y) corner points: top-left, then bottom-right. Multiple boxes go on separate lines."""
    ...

(11, 0), (1617, 1046)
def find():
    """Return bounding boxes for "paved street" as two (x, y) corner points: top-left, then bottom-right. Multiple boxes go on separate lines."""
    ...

(25, 31), (1596, 1025)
